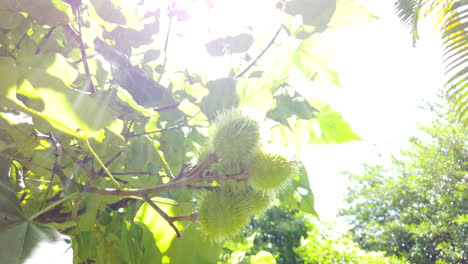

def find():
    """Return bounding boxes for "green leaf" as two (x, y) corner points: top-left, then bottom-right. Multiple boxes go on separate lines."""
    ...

(135, 222), (163, 264)
(328, 0), (377, 28)
(134, 198), (185, 254)
(0, 56), (17, 98)
(200, 78), (239, 121)
(293, 34), (339, 84)
(236, 78), (280, 113)
(17, 0), (71, 25)
(0, 182), (23, 225)
(158, 129), (185, 176)
(267, 86), (318, 128)
(165, 224), (223, 264)
(251, 250), (276, 264)
(0, 11), (23, 30)
(205, 33), (254, 56)
(123, 136), (163, 175)
(309, 105), (361, 144)
(284, 0), (336, 30)
(144, 49), (161, 63)
(33, 85), (117, 138)
(11, 54), (118, 137)
(0, 222), (72, 264)
(0, 182), (72, 263)
(77, 194), (101, 232)
(17, 53), (77, 87)
(90, 0), (126, 25)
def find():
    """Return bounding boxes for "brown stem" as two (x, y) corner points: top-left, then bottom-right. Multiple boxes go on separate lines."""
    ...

(170, 212), (198, 222)
(85, 171), (247, 197)
(35, 26), (57, 55)
(186, 184), (217, 191)
(235, 25), (284, 78)
(144, 195), (181, 237)
(157, 0), (176, 82)
(8, 31), (27, 57)
(128, 124), (182, 138)
(75, 8), (96, 92)
(154, 102), (181, 112)
(97, 150), (123, 176)
(128, 111), (199, 138)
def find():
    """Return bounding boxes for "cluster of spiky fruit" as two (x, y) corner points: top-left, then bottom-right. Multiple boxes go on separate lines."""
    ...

(197, 109), (296, 242)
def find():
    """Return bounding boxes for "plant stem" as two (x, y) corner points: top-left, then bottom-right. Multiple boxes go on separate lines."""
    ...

(83, 138), (121, 189)
(235, 25), (284, 78)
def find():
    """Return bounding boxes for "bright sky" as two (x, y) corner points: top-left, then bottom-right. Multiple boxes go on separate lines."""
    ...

(299, 1), (445, 221)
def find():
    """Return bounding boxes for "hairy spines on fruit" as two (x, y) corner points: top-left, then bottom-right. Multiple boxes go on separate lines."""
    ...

(210, 109), (260, 165)
(197, 184), (273, 242)
(248, 151), (295, 192)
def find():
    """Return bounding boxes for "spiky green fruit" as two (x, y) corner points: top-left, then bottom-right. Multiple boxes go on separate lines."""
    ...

(248, 152), (295, 191)
(197, 185), (273, 242)
(211, 109), (260, 164)
(245, 188), (274, 214)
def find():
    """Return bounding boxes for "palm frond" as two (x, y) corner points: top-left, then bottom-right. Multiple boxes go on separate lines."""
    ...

(395, 0), (468, 124)
(394, 0), (423, 45)
(440, 1), (468, 122)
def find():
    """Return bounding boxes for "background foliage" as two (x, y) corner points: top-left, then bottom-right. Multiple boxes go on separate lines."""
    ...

(0, 0), (373, 263)
(219, 205), (409, 264)
(340, 104), (468, 264)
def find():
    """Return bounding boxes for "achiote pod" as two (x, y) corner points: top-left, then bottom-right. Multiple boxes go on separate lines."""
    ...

(248, 151), (295, 192)
(197, 184), (273, 242)
(211, 109), (260, 165)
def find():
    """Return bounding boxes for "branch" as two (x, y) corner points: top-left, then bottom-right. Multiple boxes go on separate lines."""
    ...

(157, 0), (176, 83)
(143, 195), (181, 237)
(153, 102), (181, 112)
(235, 25), (284, 78)
(128, 124), (183, 138)
(86, 170), (247, 197)
(35, 26), (57, 55)
(171, 212), (198, 222)
(69, 6), (96, 92)
(8, 31), (27, 57)
(97, 150), (123, 177)
(128, 111), (199, 138)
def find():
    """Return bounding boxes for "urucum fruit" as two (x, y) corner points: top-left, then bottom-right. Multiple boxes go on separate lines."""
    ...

(248, 151), (295, 192)
(211, 109), (260, 165)
(197, 185), (272, 242)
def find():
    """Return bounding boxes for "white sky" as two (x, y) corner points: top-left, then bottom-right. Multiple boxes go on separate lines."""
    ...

(300, 1), (445, 221)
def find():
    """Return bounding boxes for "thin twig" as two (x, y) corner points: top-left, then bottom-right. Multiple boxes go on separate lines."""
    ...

(83, 138), (120, 189)
(154, 102), (181, 112)
(128, 124), (182, 138)
(62, 147), (96, 177)
(39, 158), (57, 211)
(8, 31), (27, 57)
(157, 0), (176, 83)
(35, 26), (57, 55)
(50, 133), (67, 185)
(110, 172), (158, 176)
(235, 25), (284, 78)
(143, 195), (182, 237)
(186, 184), (217, 191)
(129, 111), (199, 138)
(171, 212), (198, 222)
(74, 8), (96, 92)
(86, 170), (247, 197)
(97, 150), (123, 177)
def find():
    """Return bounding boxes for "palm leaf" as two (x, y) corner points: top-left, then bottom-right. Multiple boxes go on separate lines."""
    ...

(395, 0), (468, 124)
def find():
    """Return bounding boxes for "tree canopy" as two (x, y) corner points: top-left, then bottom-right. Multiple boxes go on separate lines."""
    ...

(340, 104), (468, 264)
